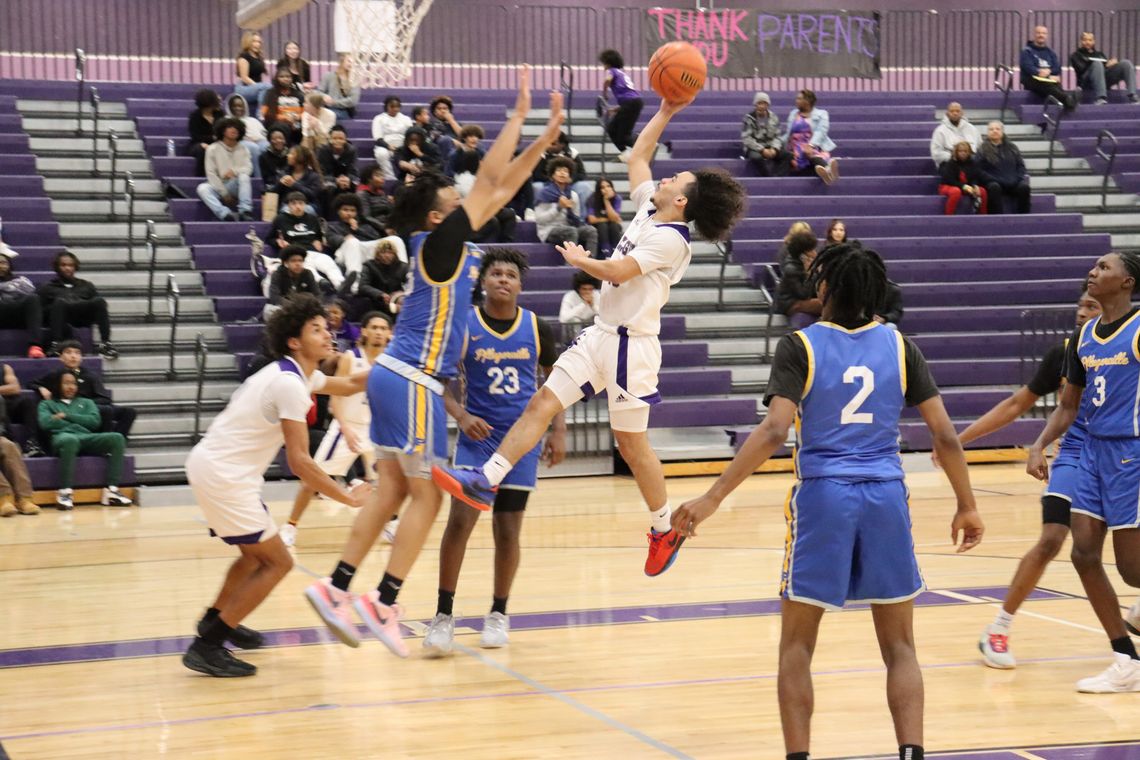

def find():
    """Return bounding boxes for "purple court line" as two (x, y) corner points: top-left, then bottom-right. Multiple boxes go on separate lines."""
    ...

(829, 739), (1140, 760)
(0, 585), (1075, 670)
(0, 651), (1113, 745)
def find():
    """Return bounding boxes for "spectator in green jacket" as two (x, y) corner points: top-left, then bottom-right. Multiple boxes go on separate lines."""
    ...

(38, 371), (132, 510)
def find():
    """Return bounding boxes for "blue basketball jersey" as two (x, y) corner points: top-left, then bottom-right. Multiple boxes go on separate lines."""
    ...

(461, 306), (541, 430)
(793, 322), (906, 481)
(1075, 311), (1140, 439)
(385, 234), (482, 379)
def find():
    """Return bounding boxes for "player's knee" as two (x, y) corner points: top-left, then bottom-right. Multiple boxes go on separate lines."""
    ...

(613, 430), (653, 465)
(1035, 532), (1066, 559)
(878, 637), (917, 668)
(492, 513), (522, 545)
(526, 386), (564, 421)
(1070, 542), (1101, 572)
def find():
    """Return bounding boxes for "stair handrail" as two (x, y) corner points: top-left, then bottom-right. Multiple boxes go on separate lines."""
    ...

(165, 274), (181, 379)
(595, 95), (610, 170)
(124, 172), (136, 268)
(89, 86), (101, 176)
(1042, 94), (1066, 175)
(74, 48), (87, 136)
(1094, 129), (1119, 213)
(715, 237), (733, 312)
(559, 60), (574, 143)
(143, 220), (159, 322)
(107, 129), (119, 216)
(761, 262), (782, 361)
(993, 63), (1014, 123)
(192, 332), (208, 443)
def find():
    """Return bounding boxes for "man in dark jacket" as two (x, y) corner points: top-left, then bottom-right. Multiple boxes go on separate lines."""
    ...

(259, 126), (291, 187)
(31, 339), (136, 438)
(0, 251), (44, 358)
(37, 250), (117, 359)
(355, 238), (408, 318)
(1020, 26), (1076, 110)
(317, 125), (360, 209)
(976, 122), (1031, 215)
(775, 230), (821, 329)
(263, 245), (320, 320)
(741, 92), (790, 177)
(1070, 31), (1138, 105)
(357, 164), (393, 232)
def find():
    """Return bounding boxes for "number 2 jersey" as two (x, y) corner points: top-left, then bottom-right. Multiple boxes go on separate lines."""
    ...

(765, 321), (940, 481)
(1065, 308), (1140, 439)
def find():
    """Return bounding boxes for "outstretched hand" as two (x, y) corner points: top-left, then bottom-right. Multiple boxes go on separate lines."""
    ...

(555, 241), (590, 270)
(513, 65), (532, 118)
(537, 90), (565, 147)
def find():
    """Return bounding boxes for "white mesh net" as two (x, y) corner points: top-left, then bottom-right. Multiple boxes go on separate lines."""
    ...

(334, 0), (434, 89)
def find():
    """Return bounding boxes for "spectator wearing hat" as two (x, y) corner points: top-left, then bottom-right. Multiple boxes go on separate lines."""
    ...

(0, 249), (44, 358)
(741, 92), (790, 177)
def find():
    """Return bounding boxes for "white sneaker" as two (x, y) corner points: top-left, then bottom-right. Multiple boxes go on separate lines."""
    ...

(1126, 598), (1140, 636)
(423, 613), (455, 657)
(523, 208), (536, 222)
(480, 611), (509, 648)
(280, 523), (297, 548)
(1076, 652), (1140, 693)
(617, 149), (632, 164)
(978, 624), (1016, 669)
(381, 517), (399, 544)
(303, 577), (360, 648)
(56, 488), (74, 511)
(100, 486), (133, 507)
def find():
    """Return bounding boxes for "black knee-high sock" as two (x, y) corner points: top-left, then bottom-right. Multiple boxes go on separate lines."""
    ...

(378, 572), (403, 606)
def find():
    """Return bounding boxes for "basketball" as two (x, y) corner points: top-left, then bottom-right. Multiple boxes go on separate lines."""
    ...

(648, 41), (707, 103)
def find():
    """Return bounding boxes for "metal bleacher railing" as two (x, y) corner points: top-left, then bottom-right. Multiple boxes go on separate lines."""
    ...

(1019, 308), (1072, 418)
(559, 60), (573, 144)
(192, 332), (208, 443)
(165, 273), (180, 380)
(993, 64), (1015, 123)
(143, 220), (160, 321)
(1041, 94), (1072, 176)
(557, 321), (614, 458)
(1094, 129), (1119, 213)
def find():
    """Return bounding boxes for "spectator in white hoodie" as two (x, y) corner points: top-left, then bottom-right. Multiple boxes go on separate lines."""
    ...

(371, 96), (413, 181)
(930, 102), (981, 169)
(226, 94), (268, 178)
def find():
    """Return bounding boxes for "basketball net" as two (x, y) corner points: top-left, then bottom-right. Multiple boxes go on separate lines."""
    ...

(335, 0), (434, 89)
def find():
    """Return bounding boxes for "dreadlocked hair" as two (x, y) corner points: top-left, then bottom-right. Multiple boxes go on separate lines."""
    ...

(1116, 251), (1140, 293)
(807, 242), (889, 326)
(472, 247), (529, 303)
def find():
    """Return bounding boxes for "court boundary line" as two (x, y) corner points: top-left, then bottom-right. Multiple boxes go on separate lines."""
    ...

(826, 737), (1140, 759)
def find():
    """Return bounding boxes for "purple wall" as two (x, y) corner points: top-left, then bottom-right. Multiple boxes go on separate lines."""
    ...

(1, 1), (1137, 91)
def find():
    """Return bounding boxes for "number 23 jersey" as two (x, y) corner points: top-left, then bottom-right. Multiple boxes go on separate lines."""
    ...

(765, 321), (941, 481)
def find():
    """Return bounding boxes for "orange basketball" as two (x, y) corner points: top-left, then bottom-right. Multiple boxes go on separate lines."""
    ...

(648, 41), (707, 103)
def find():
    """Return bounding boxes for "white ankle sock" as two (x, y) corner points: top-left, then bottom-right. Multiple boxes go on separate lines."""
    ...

(993, 609), (1015, 633)
(482, 454), (513, 487)
(650, 503), (672, 533)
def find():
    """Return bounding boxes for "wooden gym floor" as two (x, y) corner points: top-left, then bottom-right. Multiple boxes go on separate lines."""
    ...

(1, 463), (1138, 759)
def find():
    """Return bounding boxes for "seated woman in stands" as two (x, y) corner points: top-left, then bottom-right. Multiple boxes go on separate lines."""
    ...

(233, 31), (271, 107)
(821, 218), (847, 250)
(269, 146), (323, 215)
(939, 141), (998, 215)
(781, 89), (839, 185)
(276, 40), (313, 91)
(261, 69), (304, 145)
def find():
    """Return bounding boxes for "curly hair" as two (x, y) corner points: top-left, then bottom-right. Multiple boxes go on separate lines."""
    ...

(807, 243), (889, 326)
(264, 293), (326, 359)
(388, 170), (455, 234)
(213, 116), (246, 142)
(477, 246), (529, 283)
(545, 155), (576, 178)
(682, 167), (747, 242)
(332, 192), (362, 214)
(194, 88), (220, 110)
(599, 49), (624, 68)
(785, 230), (818, 258)
(429, 95), (453, 113)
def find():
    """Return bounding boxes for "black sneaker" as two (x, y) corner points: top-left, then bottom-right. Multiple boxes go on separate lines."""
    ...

(238, 211), (254, 222)
(23, 441), (45, 458)
(337, 270), (358, 297)
(196, 618), (265, 649)
(182, 639), (257, 677)
(98, 342), (120, 360)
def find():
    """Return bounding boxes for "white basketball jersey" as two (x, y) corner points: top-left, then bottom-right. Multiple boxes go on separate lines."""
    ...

(595, 180), (692, 336)
(340, 346), (375, 427)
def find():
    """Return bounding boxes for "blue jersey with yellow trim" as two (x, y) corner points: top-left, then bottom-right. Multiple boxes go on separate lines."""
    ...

(1075, 312), (1140, 439)
(461, 307), (541, 431)
(794, 322), (906, 481)
(385, 234), (481, 379)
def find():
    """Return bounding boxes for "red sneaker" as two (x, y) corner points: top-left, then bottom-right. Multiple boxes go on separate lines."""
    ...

(644, 528), (685, 576)
(26, 345), (44, 359)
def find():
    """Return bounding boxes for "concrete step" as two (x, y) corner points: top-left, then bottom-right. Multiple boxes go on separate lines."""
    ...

(1111, 233), (1140, 249)
(107, 322), (227, 347)
(684, 312), (778, 338)
(128, 448), (195, 472)
(110, 380), (237, 404)
(51, 198), (169, 218)
(36, 156), (153, 176)
(1082, 213), (1140, 231)
(703, 337), (767, 361)
(44, 177), (165, 199)
(103, 351), (237, 376)
(1031, 174), (1122, 191)
(17, 100), (129, 117)
(727, 364), (773, 391)
(107, 295), (217, 319)
(665, 288), (765, 311)
(29, 136), (145, 155)
(22, 116), (136, 134)
(1056, 193), (1138, 210)
(58, 221), (182, 242)
(131, 412), (217, 436)
(65, 245), (193, 268)
(70, 269), (203, 292)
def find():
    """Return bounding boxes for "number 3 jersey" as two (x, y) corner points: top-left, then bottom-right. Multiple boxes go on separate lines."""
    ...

(1066, 309), (1140, 439)
(765, 321), (941, 481)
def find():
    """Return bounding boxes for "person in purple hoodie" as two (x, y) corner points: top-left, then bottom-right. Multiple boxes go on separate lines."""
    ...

(599, 49), (643, 162)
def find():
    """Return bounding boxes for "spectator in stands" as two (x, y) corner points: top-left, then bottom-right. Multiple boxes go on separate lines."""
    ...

(821, 219), (847, 250)
(263, 245), (320, 320)
(586, 178), (623, 257)
(259, 125), (291, 190)
(186, 89), (223, 176)
(878, 279), (905, 327)
(225, 94), (268, 178)
(357, 163), (393, 231)
(371, 96), (413, 181)
(930, 101), (982, 169)
(938, 141), (996, 215)
(319, 54), (362, 120)
(38, 371), (131, 510)
(356, 237), (408, 318)
(559, 271), (600, 326)
(262, 68), (304, 144)
(196, 117), (254, 222)
(318, 125), (359, 211)
(741, 91), (790, 177)
(599, 49), (643, 162)
(428, 95), (463, 158)
(270, 145), (323, 214)
(536, 157), (599, 257)
(0, 251), (44, 358)
(32, 339), (136, 439)
(38, 251), (117, 360)
(267, 192), (345, 291)
(326, 193), (384, 283)
(775, 221), (813, 263)
(2, 362), (46, 457)
(977, 122), (1031, 214)
(276, 40), (313, 90)
(775, 230), (822, 329)
(301, 92), (336, 151)
(783, 89), (839, 184)
(234, 30), (271, 107)
(325, 299), (360, 352)
(394, 127), (442, 183)
(446, 124), (485, 180)
(1070, 31), (1138, 105)
(0, 409), (37, 516)
(411, 105), (431, 130)
(532, 132), (593, 216)
(1020, 26), (1077, 110)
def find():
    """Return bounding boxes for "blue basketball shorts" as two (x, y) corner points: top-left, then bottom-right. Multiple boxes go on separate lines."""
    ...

(780, 478), (925, 610)
(454, 429), (540, 491)
(367, 364), (447, 477)
(1072, 435), (1140, 529)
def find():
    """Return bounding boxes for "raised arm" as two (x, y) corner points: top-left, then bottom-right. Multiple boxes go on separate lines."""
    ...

(626, 98), (691, 191)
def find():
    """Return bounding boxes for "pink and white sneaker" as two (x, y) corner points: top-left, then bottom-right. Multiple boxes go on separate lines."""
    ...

(353, 590), (409, 658)
(978, 624), (1015, 669)
(304, 578), (360, 648)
